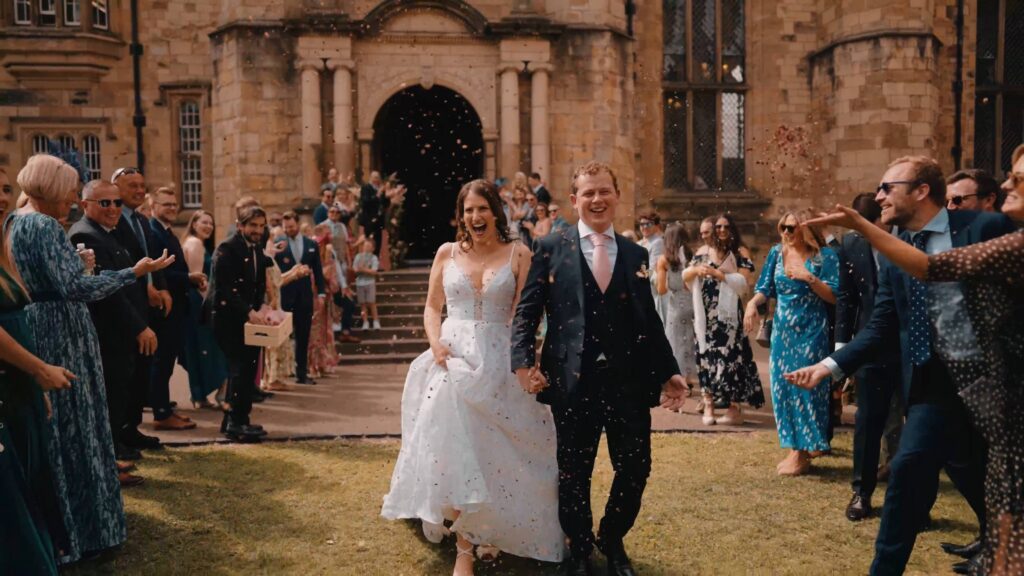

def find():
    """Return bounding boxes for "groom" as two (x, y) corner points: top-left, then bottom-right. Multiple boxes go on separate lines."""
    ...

(512, 161), (688, 576)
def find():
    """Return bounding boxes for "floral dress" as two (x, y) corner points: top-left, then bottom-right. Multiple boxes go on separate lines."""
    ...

(754, 244), (839, 452)
(8, 212), (133, 564)
(691, 251), (765, 407)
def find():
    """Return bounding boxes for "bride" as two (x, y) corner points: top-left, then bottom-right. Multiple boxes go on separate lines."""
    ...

(381, 179), (565, 574)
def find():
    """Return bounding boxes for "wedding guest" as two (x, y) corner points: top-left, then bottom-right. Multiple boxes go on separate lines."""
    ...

(696, 217), (714, 256)
(548, 203), (570, 234)
(683, 214), (764, 426)
(785, 156), (1006, 575)
(802, 149), (1024, 575)
(656, 223), (698, 391)
(0, 206), (73, 575)
(9, 154), (171, 564)
(69, 180), (153, 487)
(508, 185), (529, 241)
(945, 168), (1004, 212)
(267, 211), (283, 229)
(325, 203), (350, 266)
(528, 171), (551, 204)
(210, 205), (273, 442)
(321, 167), (340, 194)
(180, 210), (230, 409)
(832, 193), (903, 521)
(308, 224), (340, 377)
(639, 213), (666, 320)
(275, 211), (326, 385)
(744, 210), (839, 475)
(353, 238), (380, 331)
(334, 187), (358, 230)
(313, 187), (333, 225)
(262, 227), (302, 391)
(111, 166), (171, 451)
(0, 168), (12, 219)
(530, 203), (553, 238)
(359, 171), (387, 256)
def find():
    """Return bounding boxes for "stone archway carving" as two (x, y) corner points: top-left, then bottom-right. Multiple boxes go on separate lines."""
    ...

(361, 0), (489, 37)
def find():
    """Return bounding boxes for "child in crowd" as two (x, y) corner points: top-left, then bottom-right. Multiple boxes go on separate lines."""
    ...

(353, 238), (380, 330)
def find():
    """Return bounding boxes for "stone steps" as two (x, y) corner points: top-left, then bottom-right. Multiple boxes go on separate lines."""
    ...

(337, 267), (431, 365)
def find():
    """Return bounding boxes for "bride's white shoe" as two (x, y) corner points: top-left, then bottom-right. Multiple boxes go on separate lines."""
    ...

(475, 544), (500, 563)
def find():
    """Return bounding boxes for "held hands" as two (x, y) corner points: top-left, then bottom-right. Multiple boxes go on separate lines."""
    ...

(132, 249), (175, 278)
(660, 374), (689, 411)
(136, 327), (158, 356)
(783, 363), (831, 390)
(515, 366), (549, 395)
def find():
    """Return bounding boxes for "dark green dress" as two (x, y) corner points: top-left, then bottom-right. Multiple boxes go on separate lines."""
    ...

(0, 267), (64, 575)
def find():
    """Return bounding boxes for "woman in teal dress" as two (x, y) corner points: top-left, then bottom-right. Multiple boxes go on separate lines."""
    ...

(745, 210), (839, 476)
(180, 210), (229, 408)
(9, 155), (172, 564)
(0, 225), (75, 575)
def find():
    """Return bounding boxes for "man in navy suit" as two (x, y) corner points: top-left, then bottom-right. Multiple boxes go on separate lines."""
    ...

(788, 156), (1017, 575)
(148, 187), (203, 430)
(834, 193), (903, 522)
(512, 161), (687, 576)
(275, 211), (325, 385)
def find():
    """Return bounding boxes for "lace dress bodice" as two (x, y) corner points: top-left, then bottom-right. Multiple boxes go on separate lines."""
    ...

(443, 247), (516, 324)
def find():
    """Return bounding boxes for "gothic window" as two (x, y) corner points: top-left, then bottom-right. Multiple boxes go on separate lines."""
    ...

(82, 134), (101, 180)
(974, 0), (1024, 177)
(662, 0), (746, 192)
(177, 99), (204, 208)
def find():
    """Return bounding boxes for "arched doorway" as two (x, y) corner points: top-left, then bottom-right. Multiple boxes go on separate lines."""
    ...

(372, 85), (484, 260)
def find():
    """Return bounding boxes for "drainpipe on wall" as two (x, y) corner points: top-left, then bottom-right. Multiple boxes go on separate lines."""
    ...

(952, 0), (964, 170)
(625, 0), (636, 36)
(130, 0), (146, 173)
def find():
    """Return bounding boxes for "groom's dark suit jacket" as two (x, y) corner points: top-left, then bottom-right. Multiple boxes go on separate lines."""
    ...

(511, 226), (679, 407)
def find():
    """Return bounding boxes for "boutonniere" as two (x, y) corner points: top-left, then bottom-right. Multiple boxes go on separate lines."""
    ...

(636, 263), (651, 280)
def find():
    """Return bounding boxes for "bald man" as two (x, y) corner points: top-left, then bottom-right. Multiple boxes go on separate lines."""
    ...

(69, 180), (154, 483)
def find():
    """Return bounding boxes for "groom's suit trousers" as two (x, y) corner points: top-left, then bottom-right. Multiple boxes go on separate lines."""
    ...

(552, 365), (652, 560)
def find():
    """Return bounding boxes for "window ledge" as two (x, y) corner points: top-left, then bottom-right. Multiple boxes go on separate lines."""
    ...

(0, 29), (125, 88)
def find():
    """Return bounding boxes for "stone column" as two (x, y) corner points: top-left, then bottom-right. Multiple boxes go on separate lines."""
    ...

(530, 63), (552, 181)
(327, 59), (355, 179)
(499, 63), (521, 178)
(297, 58), (324, 200)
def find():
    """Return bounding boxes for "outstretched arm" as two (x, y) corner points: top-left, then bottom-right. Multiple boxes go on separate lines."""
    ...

(807, 205), (928, 279)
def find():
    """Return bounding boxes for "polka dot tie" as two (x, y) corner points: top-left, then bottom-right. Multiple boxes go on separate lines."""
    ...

(908, 231), (932, 366)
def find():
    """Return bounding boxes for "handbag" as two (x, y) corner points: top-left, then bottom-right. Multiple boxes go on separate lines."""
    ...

(756, 316), (772, 348)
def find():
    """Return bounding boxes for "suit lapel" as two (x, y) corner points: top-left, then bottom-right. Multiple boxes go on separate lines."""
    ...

(562, 226), (584, 312)
(948, 211), (972, 248)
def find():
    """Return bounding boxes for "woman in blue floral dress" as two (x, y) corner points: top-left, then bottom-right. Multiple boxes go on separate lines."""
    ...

(8, 155), (171, 564)
(745, 210), (838, 476)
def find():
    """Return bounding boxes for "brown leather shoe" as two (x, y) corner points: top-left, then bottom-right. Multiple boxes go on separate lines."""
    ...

(153, 413), (197, 431)
(118, 472), (145, 487)
(116, 461), (136, 473)
(338, 333), (361, 343)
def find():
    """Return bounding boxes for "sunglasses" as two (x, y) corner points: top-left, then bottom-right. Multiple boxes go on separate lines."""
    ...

(714, 224), (729, 230)
(876, 180), (919, 195)
(639, 222), (654, 228)
(111, 167), (141, 182)
(948, 194), (978, 206)
(780, 224), (797, 234)
(84, 198), (124, 208)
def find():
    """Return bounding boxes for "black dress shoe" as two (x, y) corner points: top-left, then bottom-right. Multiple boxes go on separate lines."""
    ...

(845, 493), (872, 521)
(121, 428), (162, 450)
(605, 553), (637, 576)
(952, 554), (982, 575)
(942, 538), (982, 559)
(115, 443), (143, 461)
(563, 555), (593, 576)
(223, 423), (265, 442)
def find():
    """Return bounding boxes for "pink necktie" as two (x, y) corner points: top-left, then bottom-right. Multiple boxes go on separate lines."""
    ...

(590, 232), (611, 292)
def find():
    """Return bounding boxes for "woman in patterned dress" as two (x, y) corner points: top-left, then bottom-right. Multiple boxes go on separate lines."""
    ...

(745, 210), (839, 476)
(8, 155), (171, 564)
(307, 223), (340, 376)
(802, 151), (1024, 575)
(683, 213), (765, 426)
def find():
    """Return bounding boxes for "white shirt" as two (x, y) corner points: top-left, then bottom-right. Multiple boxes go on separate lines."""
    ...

(288, 234), (303, 263)
(578, 220), (617, 273)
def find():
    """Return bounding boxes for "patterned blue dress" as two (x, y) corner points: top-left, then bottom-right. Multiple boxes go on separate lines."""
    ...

(754, 244), (838, 452)
(8, 212), (134, 564)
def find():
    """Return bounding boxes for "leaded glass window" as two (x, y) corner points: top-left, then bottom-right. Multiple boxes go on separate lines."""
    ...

(974, 0), (1024, 176)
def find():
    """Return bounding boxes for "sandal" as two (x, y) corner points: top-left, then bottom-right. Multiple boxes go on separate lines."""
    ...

(454, 540), (475, 576)
(476, 544), (500, 563)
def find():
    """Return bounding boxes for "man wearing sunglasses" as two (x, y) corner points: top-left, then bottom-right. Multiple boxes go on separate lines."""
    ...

(787, 156), (1017, 575)
(945, 169), (1004, 213)
(69, 180), (155, 484)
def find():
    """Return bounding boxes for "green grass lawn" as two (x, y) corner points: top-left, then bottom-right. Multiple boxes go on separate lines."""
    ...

(65, 432), (974, 575)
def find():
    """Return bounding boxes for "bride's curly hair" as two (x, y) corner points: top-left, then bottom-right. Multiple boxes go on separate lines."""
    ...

(454, 179), (513, 249)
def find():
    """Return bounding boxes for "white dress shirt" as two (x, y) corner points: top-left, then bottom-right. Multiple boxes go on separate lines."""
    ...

(578, 220), (617, 274)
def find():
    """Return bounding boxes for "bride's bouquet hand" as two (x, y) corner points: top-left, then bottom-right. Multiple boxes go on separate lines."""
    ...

(430, 341), (452, 370)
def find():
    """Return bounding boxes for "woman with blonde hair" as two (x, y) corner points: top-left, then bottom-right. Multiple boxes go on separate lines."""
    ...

(7, 154), (172, 564)
(744, 209), (838, 475)
(180, 210), (230, 409)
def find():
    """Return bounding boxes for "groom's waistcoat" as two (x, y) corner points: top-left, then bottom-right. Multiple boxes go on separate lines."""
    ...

(580, 247), (635, 380)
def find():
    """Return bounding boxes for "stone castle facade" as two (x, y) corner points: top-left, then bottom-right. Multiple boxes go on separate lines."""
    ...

(0, 0), (1016, 254)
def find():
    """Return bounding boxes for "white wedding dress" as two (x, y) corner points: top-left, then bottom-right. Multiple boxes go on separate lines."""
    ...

(381, 244), (565, 562)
